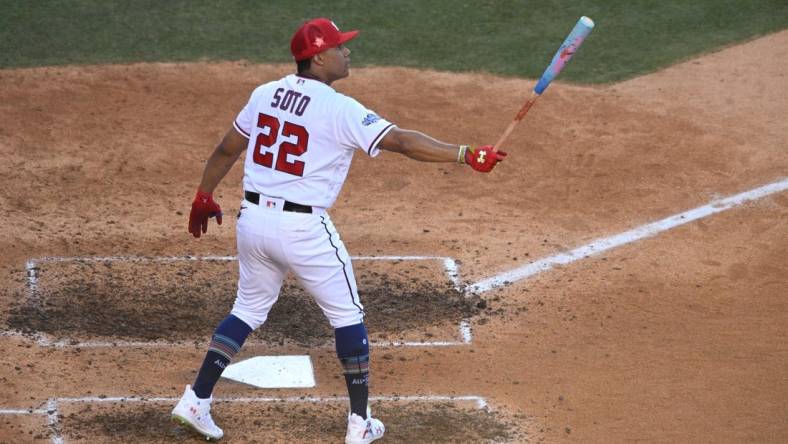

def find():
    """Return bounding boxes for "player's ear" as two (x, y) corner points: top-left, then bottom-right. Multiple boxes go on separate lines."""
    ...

(312, 53), (325, 67)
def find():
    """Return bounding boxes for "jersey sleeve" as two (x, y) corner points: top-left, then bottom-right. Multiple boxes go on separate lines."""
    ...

(336, 97), (395, 158)
(233, 91), (256, 139)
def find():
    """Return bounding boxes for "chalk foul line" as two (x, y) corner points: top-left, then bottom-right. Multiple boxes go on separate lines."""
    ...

(468, 177), (788, 293)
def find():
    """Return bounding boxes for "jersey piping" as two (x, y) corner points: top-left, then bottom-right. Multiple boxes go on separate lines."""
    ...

(368, 123), (395, 156)
(233, 120), (250, 138)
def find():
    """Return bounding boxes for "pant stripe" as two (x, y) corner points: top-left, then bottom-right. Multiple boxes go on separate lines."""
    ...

(320, 216), (363, 314)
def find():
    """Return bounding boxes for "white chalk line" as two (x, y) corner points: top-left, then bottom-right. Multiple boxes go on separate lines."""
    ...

(0, 331), (472, 348)
(0, 395), (488, 417)
(25, 260), (40, 305)
(2, 394), (487, 444)
(13, 256), (471, 348)
(0, 408), (48, 415)
(468, 177), (788, 293)
(0, 328), (473, 348)
(44, 394), (487, 406)
(47, 399), (63, 444)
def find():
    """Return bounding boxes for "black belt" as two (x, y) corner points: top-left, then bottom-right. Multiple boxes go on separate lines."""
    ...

(244, 191), (312, 213)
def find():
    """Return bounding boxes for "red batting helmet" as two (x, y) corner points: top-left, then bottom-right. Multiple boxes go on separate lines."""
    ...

(290, 18), (359, 61)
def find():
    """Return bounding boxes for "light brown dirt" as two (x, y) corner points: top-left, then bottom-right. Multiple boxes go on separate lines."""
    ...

(1, 30), (787, 443)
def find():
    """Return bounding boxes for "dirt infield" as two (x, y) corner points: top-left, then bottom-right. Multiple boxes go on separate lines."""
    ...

(9, 258), (478, 345)
(1, 30), (786, 443)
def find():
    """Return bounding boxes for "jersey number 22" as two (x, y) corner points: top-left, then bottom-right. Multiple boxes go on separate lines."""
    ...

(252, 112), (309, 177)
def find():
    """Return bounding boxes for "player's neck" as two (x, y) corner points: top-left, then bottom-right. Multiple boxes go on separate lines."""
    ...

(296, 70), (332, 86)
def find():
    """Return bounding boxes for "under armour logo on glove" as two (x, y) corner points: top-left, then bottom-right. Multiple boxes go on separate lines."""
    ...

(463, 145), (507, 173)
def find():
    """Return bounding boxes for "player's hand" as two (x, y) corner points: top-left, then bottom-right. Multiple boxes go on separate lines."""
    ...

(464, 145), (507, 173)
(188, 190), (223, 238)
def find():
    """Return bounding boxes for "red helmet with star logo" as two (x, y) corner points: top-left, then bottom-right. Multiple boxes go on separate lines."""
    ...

(290, 18), (359, 61)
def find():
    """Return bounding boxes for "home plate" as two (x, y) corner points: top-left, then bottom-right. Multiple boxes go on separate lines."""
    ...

(221, 355), (316, 388)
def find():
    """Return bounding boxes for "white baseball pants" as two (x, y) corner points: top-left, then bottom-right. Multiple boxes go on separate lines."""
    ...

(231, 195), (364, 330)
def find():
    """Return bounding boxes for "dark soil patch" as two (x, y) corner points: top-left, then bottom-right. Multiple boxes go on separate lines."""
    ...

(6, 258), (484, 346)
(63, 400), (521, 443)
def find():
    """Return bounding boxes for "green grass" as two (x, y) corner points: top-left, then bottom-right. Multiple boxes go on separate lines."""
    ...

(1, 0), (787, 82)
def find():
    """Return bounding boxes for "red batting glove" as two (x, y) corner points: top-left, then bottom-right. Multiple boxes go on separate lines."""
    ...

(188, 190), (223, 238)
(464, 145), (507, 173)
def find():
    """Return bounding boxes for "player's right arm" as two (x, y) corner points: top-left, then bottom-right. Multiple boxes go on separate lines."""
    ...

(197, 128), (248, 193)
(188, 127), (248, 238)
(378, 127), (507, 173)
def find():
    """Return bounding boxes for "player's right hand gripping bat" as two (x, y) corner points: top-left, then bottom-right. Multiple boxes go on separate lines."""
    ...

(493, 16), (595, 151)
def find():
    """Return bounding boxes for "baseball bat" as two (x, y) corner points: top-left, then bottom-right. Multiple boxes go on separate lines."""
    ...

(493, 16), (594, 151)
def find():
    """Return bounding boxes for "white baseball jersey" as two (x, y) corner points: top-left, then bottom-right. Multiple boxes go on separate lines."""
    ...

(229, 74), (395, 330)
(233, 74), (395, 208)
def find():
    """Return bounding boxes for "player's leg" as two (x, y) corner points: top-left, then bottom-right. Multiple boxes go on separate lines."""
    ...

(193, 218), (287, 395)
(172, 315), (255, 439)
(335, 322), (370, 417)
(284, 214), (367, 413)
(173, 206), (288, 440)
(283, 213), (384, 443)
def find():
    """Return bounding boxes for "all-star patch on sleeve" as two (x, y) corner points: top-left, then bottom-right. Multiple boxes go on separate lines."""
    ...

(362, 113), (381, 126)
(336, 96), (395, 158)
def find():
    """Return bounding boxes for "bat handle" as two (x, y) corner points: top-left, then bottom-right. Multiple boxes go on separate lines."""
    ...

(493, 91), (540, 151)
(493, 120), (519, 151)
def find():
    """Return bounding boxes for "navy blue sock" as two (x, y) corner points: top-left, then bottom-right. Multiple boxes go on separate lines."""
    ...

(335, 323), (370, 419)
(192, 314), (252, 399)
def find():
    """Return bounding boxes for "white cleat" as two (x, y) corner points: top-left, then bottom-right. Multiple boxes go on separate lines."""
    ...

(171, 385), (224, 441)
(345, 408), (385, 444)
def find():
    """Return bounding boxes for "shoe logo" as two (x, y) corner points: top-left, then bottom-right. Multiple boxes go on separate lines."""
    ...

(362, 421), (382, 438)
(477, 150), (487, 164)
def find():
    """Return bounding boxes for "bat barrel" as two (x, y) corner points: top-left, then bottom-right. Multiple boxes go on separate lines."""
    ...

(493, 16), (594, 151)
(533, 16), (594, 94)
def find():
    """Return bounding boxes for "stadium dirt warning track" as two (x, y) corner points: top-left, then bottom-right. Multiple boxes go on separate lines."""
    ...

(1, 31), (787, 443)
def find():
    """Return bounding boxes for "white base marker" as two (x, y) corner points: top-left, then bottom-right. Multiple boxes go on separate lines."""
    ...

(221, 356), (315, 389)
(468, 177), (788, 293)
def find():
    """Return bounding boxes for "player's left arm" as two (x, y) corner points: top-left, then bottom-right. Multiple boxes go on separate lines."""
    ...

(378, 127), (506, 172)
(378, 127), (457, 162)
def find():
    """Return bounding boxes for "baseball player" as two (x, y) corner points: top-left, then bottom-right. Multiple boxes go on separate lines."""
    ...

(171, 17), (506, 443)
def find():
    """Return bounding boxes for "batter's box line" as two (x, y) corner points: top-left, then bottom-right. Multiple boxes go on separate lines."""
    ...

(3, 394), (490, 444)
(15, 255), (472, 349)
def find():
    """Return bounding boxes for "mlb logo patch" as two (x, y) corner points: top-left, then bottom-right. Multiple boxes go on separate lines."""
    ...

(266, 200), (276, 208)
(362, 113), (380, 126)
